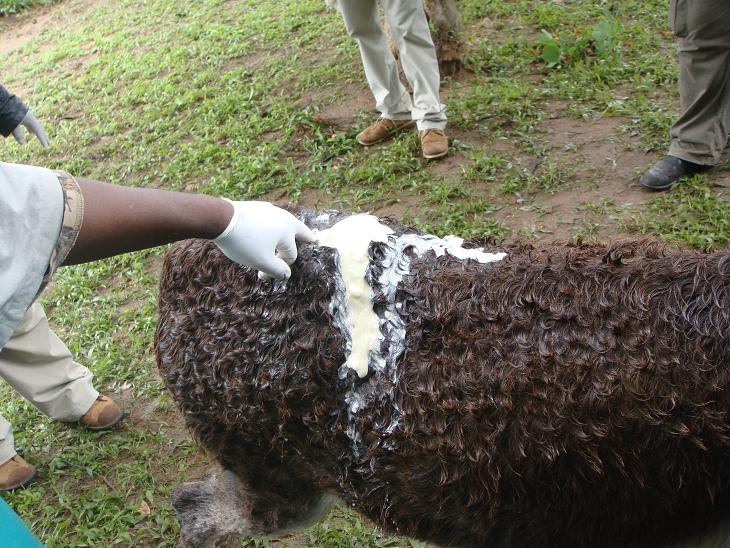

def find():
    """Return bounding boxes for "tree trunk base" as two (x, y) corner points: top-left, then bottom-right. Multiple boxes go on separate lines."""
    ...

(423, 0), (465, 76)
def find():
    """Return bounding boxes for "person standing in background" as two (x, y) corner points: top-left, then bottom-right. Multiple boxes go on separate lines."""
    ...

(0, 86), (316, 491)
(0, 85), (123, 491)
(336, 0), (450, 160)
(640, 1), (730, 191)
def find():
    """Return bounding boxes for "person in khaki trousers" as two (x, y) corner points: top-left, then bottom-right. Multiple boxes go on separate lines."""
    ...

(1, 87), (123, 491)
(0, 302), (120, 474)
(336, 0), (449, 159)
(1, 88), (318, 498)
(0, 164), (316, 496)
(640, 0), (730, 191)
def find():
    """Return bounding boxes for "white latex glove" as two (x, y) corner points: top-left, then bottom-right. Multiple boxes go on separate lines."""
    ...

(12, 111), (50, 147)
(214, 200), (317, 280)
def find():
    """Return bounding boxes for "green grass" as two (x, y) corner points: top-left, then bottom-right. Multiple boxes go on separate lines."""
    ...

(0, 0), (53, 16)
(625, 176), (730, 250)
(1, 0), (729, 545)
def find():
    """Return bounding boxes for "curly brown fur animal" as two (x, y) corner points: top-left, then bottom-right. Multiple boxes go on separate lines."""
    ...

(156, 209), (730, 547)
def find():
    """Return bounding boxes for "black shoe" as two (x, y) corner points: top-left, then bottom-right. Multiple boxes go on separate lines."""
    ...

(639, 156), (711, 191)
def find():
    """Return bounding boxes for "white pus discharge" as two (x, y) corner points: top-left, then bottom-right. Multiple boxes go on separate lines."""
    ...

(316, 214), (507, 457)
(315, 215), (393, 378)
(375, 234), (506, 386)
(317, 214), (506, 383)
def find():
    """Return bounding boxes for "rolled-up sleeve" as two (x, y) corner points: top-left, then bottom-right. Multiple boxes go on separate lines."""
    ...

(0, 162), (64, 349)
(0, 85), (29, 137)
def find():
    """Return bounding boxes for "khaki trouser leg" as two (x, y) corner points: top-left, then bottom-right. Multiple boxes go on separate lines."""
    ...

(668, 0), (730, 165)
(339, 0), (414, 121)
(381, 0), (446, 130)
(0, 302), (98, 427)
(0, 414), (16, 465)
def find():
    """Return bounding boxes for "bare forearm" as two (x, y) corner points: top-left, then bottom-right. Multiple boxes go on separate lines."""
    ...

(62, 178), (233, 265)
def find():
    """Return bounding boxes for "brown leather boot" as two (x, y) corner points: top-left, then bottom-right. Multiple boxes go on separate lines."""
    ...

(80, 395), (123, 431)
(0, 455), (37, 491)
(356, 118), (416, 146)
(420, 129), (449, 159)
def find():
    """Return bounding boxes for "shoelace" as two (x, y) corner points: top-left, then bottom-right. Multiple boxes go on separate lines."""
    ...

(422, 129), (445, 138)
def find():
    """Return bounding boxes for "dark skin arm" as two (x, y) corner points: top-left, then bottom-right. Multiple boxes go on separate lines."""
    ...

(63, 178), (233, 265)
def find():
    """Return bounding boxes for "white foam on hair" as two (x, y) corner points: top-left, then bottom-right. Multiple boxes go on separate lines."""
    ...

(375, 234), (506, 381)
(314, 212), (333, 224)
(316, 213), (506, 456)
(316, 214), (393, 378)
(319, 217), (508, 384)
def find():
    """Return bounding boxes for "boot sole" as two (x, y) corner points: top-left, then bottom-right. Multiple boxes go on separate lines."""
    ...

(423, 149), (449, 160)
(639, 178), (675, 191)
(83, 410), (124, 431)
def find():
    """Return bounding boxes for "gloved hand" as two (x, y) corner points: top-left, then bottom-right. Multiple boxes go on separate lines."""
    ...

(214, 200), (317, 280)
(12, 111), (50, 147)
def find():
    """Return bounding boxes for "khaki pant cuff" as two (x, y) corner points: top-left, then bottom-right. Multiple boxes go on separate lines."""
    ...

(668, 144), (718, 166)
(417, 121), (447, 131)
(382, 114), (413, 121)
(65, 387), (100, 422)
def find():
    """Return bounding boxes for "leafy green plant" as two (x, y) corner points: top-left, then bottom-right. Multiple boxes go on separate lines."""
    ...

(538, 9), (621, 66)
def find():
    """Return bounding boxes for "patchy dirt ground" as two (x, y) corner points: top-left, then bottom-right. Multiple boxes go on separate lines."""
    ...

(305, 76), (657, 242)
(3, 0), (714, 245)
(0, 0), (106, 55)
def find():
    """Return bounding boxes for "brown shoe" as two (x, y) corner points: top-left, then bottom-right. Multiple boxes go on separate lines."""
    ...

(420, 129), (449, 159)
(80, 395), (123, 431)
(0, 455), (37, 491)
(356, 118), (416, 146)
